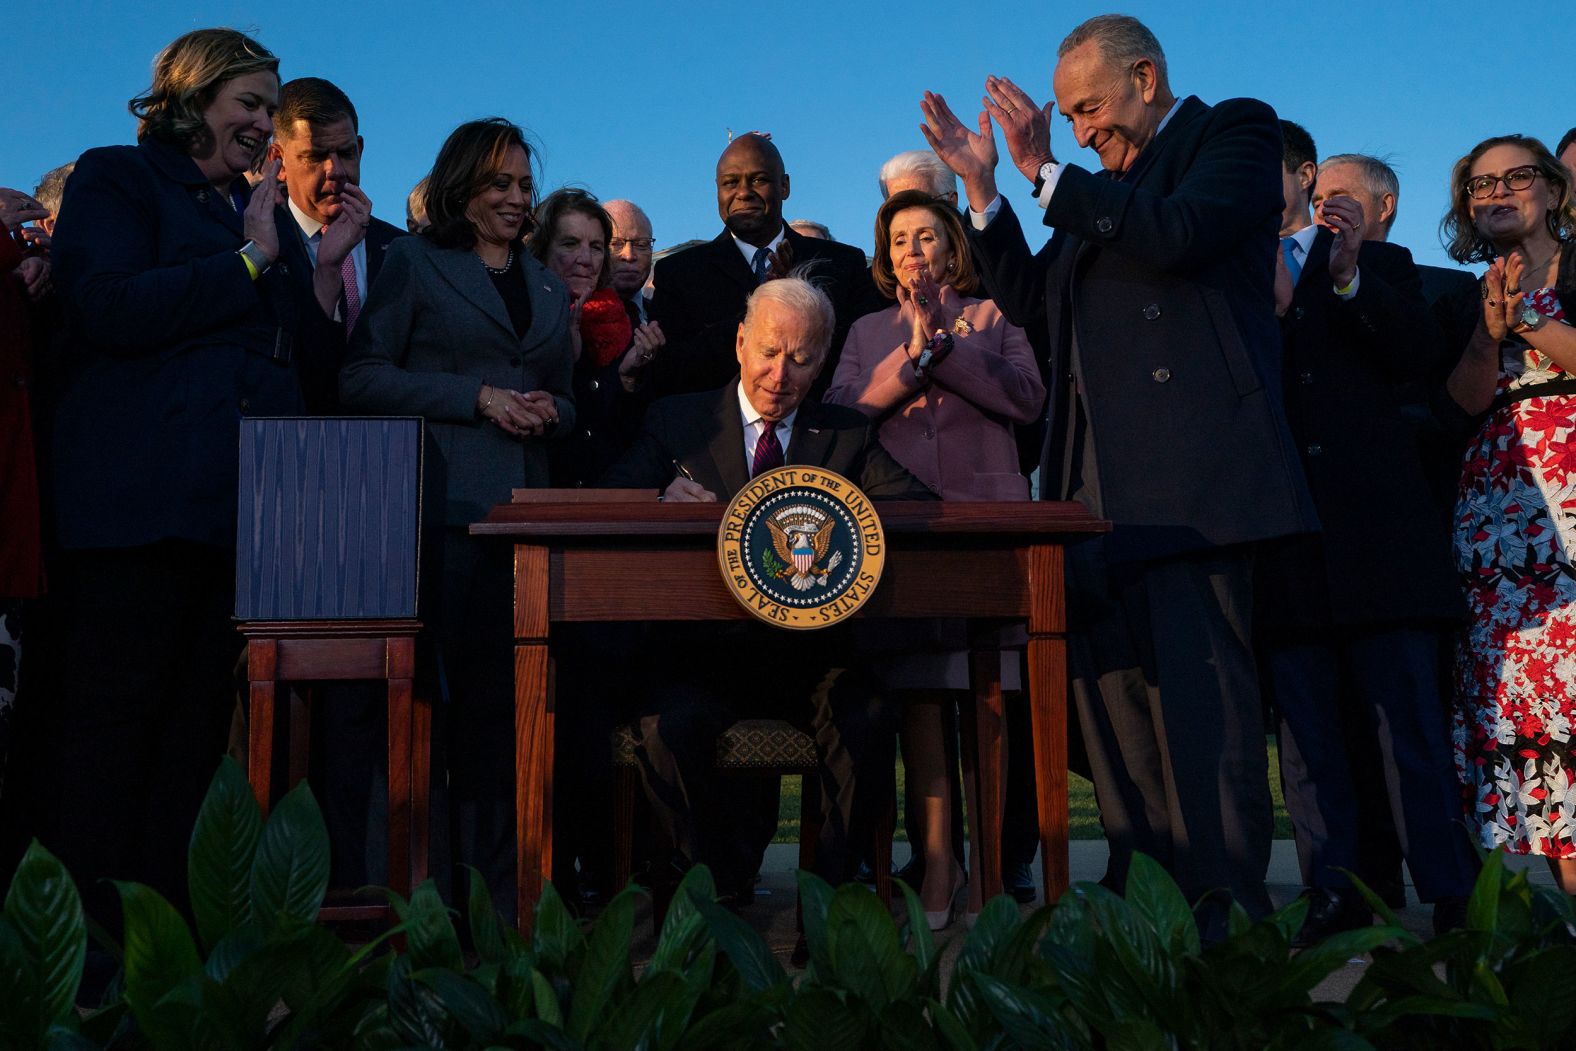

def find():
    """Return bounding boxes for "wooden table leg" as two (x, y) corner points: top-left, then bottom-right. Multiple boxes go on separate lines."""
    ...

(247, 639), (278, 816)
(287, 688), (312, 789)
(410, 688), (432, 888)
(514, 543), (552, 933)
(386, 636), (414, 899)
(1026, 544), (1070, 902)
(968, 630), (1006, 904)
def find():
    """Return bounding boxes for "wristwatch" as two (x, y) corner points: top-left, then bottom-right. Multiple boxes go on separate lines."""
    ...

(237, 239), (271, 278)
(1512, 302), (1545, 335)
(1031, 160), (1058, 197)
(913, 331), (954, 383)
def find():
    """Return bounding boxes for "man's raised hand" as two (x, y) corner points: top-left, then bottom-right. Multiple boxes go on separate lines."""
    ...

(919, 90), (999, 212)
(983, 75), (1056, 184)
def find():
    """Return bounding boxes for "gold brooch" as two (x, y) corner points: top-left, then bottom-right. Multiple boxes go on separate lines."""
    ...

(951, 315), (974, 337)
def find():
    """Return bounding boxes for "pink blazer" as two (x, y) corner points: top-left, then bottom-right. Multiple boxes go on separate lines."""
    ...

(824, 289), (1044, 500)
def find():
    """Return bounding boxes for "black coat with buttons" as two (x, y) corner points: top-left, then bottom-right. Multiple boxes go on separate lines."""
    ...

(47, 138), (306, 551)
(969, 95), (1319, 563)
(1257, 229), (1462, 632)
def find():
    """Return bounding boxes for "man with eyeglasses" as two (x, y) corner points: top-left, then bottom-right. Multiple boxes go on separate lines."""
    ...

(1260, 128), (1476, 944)
(605, 199), (656, 324)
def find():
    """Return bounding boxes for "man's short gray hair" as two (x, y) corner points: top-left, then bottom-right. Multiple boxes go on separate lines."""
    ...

(744, 273), (835, 357)
(878, 150), (958, 199)
(33, 162), (75, 216)
(1058, 14), (1168, 88)
(1319, 153), (1401, 232)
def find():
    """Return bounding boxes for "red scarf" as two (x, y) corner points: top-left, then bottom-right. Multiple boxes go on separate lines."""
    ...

(579, 288), (633, 368)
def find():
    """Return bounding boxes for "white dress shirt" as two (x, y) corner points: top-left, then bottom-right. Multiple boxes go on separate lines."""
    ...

(287, 196), (368, 311)
(732, 226), (786, 273)
(736, 380), (795, 470)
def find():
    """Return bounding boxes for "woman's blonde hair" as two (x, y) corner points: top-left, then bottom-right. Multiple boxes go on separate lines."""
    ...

(129, 28), (278, 151)
(1441, 134), (1575, 265)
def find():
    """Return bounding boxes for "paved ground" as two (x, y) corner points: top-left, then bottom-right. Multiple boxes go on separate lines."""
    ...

(627, 839), (1559, 1001)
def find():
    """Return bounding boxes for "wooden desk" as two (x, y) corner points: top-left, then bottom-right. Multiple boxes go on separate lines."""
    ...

(472, 500), (1108, 932)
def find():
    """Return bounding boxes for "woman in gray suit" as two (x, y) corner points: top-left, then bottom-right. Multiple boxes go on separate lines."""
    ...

(340, 118), (574, 918)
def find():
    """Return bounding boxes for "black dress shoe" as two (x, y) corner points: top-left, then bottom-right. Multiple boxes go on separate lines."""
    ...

(1292, 888), (1371, 948)
(1431, 896), (1468, 937)
(1004, 861), (1037, 905)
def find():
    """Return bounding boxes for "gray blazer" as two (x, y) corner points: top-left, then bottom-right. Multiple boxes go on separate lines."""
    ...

(340, 237), (575, 525)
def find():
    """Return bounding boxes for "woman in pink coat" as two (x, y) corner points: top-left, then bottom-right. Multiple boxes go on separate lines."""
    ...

(825, 189), (1044, 926)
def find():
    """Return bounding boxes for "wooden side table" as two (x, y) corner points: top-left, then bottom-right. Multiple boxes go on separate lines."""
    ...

(239, 618), (430, 919)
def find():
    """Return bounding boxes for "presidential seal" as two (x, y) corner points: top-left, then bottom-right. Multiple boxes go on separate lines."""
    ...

(718, 466), (886, 630)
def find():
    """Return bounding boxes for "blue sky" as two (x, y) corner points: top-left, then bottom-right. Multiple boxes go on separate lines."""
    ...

(4, 1), (1567, 272)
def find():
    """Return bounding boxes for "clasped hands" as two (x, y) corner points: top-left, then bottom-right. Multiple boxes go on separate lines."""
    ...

(1481, 252), (1533, 343)
(478, 385), (559, 439)
(920, 75), (1057, 211)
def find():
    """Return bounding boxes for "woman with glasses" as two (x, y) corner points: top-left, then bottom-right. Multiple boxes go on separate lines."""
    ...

(526, 189), (665, 488)
(1443, 134), (1576, 895)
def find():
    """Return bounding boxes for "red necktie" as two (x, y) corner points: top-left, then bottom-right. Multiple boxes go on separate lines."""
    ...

(751, 423), (783, 476)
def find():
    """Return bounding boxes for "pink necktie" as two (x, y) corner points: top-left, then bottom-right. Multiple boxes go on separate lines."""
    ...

(341, 253), (361, 332)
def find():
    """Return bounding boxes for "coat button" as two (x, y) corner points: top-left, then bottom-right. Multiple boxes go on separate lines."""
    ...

(510, 356), (522, 367)
(589, 379), (599, 391)
(1151, 367), (1171, 383)
(1095, 217), (1113, 234)
(1298, 372), (1313, 385)
(239, 397), (250, 412)
(1293, 307), (1305, 321)
(1306, 443), (1323, 456)
(1142, 303), (1161, 320)
(924, 427), (936, 439)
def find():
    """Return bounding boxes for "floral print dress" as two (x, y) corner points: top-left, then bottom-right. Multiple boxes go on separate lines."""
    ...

(1453, 286), (1576, 858)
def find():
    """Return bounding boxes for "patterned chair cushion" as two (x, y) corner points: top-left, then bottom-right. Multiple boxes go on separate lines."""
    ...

(609, 718), (817, 771)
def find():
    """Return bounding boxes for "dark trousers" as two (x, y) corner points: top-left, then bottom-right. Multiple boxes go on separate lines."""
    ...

(433, 527), (517, 921)
(635, 650), (897, 891)
(1068, 539), (1274, 917)
(1269, 626), (1476, 902)
(28, 542), (237, 927)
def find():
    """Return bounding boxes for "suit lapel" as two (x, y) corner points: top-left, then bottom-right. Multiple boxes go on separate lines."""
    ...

(428, 246), (516, 338)
(1121, 95), (1205, 189)
(273, 205), (316, 293)
(1293, 228), (1334, 305)
(787, 400), (835, 468)
(518, 253), (569, 349)
(366, 220), (400, 286)
(704, 385), (752, 497)
(707, 229), (760, 299)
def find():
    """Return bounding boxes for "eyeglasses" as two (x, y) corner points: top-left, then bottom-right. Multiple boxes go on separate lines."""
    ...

(1464, 165), (1542, 200)
(609, 238), (656, 253)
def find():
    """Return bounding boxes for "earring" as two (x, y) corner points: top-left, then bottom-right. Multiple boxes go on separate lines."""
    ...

(946, 260), (955, 272)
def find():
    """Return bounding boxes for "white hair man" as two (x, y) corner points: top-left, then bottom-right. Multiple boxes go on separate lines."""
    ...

(923, 12), (1319, 933)
(879, 149), (958, 204)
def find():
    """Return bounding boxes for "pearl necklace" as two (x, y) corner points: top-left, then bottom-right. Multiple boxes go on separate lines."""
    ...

(483, 248), (515, 275)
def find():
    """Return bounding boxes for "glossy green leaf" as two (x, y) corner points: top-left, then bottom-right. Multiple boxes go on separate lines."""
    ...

(928, 999), (979, 1051)
(467, 865), (512, 966)
(825, 883), (910, 1008)
(532, 966), (565, 1027)
(1124, 852), (1198, 955)
(390, 879), (463, 972)
(794, 869), (835, 975)
(782, 986), (867, 1051)
(894, 879), (938, 990)
(186, 758), (261, 951)
(386, 955), (448, 1048)
(114, 881), (201, 1006)
(689, 890), (785, 993)
(532, 882), (583, 973)
(249, 782), (330, 936)
(678, 1000), (778, 1050)
(507, 1017), (586, 1050)
(1465, 847), (1505, 933)
(568, 885), (635, 1040)
(0, 916), (41, 1044)
(972, 974), (1083, 1050)
(592, 969), (689, 1050)
(417, 967), (508, 1042)
(3, 842), (85, 1035)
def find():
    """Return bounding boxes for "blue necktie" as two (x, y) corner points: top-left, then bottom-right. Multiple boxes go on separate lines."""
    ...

(752, 246), (771, 283)
(1280, 236), (1303, 286)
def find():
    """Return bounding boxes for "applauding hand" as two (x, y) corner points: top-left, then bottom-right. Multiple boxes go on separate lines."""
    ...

(982, 75), (1057, 184)
(920, 91), (1000, 212)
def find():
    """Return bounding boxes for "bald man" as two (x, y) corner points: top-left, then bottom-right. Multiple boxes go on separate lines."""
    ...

(648, 134), (883, 400)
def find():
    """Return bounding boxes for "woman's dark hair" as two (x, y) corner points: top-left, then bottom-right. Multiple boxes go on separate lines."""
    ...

(871, 189), (979, 299)
(1441, 134), (1575, 264)
(128, 28), (278, 151)
(422, 118), (536, 251)
(527, 188), (613, 290)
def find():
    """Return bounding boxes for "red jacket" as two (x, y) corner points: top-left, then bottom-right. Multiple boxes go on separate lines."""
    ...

(1, 227), (44, 598)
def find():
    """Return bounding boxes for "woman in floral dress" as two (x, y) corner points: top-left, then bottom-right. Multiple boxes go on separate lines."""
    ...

(1445, 134), (1576, 894)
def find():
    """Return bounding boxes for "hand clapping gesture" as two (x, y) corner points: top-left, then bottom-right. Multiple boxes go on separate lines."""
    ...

(0, 188), (49, 232)
(981, 75), (1057, 183)
(242, 159), (282, 265)
(1318, 194), (1365, 289)
(618, 321), (666, 392)
(919, 91), (1000, 208)
(1480, 253), (1530, 343)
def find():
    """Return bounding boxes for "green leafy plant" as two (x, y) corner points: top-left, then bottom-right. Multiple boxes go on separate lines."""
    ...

(4, 758), (1574, 1049)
